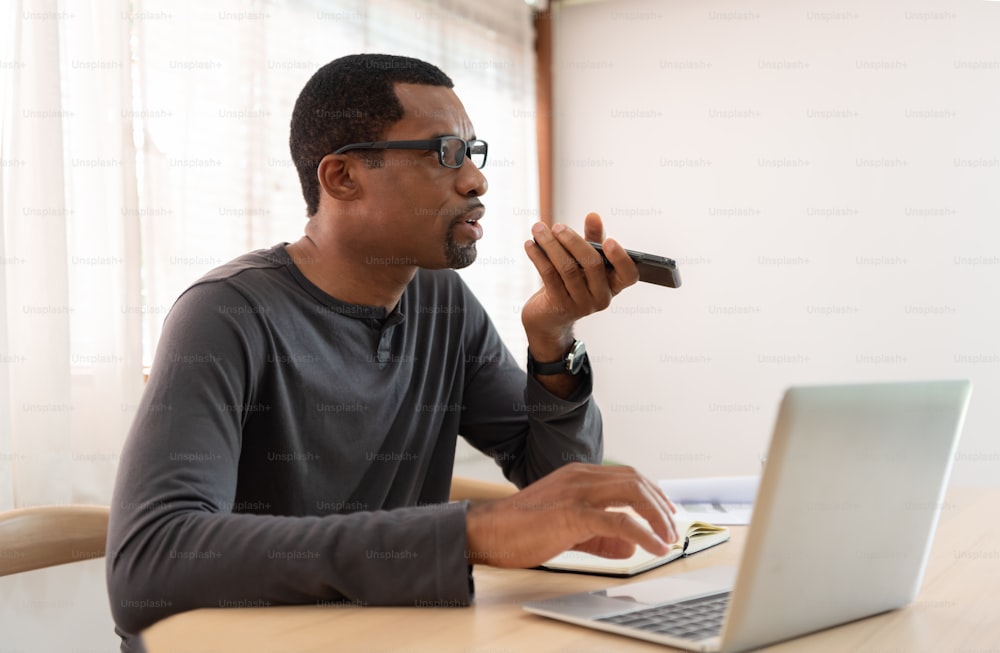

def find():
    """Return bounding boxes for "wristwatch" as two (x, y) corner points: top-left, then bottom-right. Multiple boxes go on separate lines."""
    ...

(527, 339), (589, 376)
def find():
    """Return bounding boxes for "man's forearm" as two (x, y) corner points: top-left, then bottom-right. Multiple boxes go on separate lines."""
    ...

(499, 373), (603, 488)
(107, 502), (473, 638)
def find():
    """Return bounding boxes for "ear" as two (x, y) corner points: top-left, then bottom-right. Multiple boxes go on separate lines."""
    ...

(317, 154), (362, 202)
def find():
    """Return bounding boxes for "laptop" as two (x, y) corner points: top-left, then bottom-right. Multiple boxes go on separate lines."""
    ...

(523, 380), (972, 652)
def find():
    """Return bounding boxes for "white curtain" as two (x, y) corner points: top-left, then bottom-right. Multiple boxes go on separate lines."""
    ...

(135, 0), (539, 364)
(1, 0), (538, 508)
(0, 0), (143, 510)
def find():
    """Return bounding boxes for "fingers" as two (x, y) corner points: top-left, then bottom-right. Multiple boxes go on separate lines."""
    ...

(527, 222), (613, 309)
(595, 510), (670, 557)
(465, 463), (679, 569)
(525, 223), (593, 287)
(580, 465), (679, 546)
(600, 238), (640, 293)
(523, 234), (572, 308)
(573, 535), (637, 559)
(583, 212), (605, 243)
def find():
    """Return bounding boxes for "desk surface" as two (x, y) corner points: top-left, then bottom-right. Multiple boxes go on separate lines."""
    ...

(143, 487), (999, 652)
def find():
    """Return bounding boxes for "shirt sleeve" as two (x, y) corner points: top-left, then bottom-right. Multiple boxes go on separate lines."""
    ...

(106, 281), (473, 645)
(455, 280), (604, 488)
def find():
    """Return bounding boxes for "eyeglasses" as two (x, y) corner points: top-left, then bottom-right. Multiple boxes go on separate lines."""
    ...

(333, 136), (488, 169)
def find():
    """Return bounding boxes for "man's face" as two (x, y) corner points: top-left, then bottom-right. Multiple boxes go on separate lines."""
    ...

(355, 83), (489, 270)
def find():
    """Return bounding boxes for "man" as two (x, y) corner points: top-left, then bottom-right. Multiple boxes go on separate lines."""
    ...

(106, 53), (677, 651)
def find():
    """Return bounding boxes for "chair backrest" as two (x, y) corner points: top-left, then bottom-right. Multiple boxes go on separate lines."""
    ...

(449, 476), (518, 502)
(0, 505), (110, 576)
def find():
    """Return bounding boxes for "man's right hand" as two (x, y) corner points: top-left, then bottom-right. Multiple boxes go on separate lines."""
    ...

(465, 463), (678, 568)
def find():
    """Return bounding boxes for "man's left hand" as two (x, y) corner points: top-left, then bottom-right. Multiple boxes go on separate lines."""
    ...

(521, 212), (639, 362)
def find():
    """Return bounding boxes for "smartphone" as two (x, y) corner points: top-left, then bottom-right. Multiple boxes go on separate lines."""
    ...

(589, 241), (681, 288)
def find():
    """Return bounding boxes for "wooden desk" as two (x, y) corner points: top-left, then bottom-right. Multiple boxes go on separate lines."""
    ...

(142, 487), (1000, 652)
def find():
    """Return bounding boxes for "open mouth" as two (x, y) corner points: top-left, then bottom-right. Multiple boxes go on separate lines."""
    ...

(453, 206), (485, 242)
(457, 205), (485, 226)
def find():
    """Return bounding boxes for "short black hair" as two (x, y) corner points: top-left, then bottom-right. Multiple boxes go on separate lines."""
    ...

(289, 53), (454, 216)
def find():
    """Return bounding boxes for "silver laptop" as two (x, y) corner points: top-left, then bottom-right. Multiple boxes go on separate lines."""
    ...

(523, 380), (972, 652)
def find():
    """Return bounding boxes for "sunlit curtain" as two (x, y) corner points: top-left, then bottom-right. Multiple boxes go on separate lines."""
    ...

(0, 0), (144, 510)
(135, 0), (539, 364)
(1, 0), (538, 508)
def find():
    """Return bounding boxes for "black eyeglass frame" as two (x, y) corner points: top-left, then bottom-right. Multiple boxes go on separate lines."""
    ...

(332, 136), (488, 169)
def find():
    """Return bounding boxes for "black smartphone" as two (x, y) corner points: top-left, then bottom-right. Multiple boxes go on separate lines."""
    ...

(589, 241), (681, 288)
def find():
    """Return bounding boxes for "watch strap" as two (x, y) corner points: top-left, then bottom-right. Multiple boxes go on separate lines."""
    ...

(527, 340), (588, 376)
(527, 352), (570, 375)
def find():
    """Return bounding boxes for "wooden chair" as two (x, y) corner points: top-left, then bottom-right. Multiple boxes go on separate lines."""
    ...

(0, 505), (110, 576)
(449, 476), (518, 502)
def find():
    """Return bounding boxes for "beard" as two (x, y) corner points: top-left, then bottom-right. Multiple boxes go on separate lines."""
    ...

(444, 226), (478, 269)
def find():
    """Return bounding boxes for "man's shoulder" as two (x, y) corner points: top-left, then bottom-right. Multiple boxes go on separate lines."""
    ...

(170, 244), (294, 314)
(193, 244), (291, 286)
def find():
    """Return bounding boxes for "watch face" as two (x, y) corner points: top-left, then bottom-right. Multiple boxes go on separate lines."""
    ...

(567, 340), (587, 374)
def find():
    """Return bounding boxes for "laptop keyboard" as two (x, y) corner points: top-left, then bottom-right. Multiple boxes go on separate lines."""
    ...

(596, 591), (730, 640)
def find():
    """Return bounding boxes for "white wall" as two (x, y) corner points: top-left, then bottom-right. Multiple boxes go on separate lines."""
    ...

(552, 0), (1000, 485)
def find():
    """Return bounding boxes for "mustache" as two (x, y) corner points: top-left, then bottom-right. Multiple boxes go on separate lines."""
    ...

(438, 202), (485, 220)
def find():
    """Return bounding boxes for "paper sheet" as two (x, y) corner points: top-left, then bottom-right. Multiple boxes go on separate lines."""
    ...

(659, 475), (759, 525)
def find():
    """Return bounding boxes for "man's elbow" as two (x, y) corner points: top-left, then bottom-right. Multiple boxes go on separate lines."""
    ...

(106, 547), (180, 638)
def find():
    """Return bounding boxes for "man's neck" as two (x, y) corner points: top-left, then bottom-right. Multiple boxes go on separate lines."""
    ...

(285, 235), (416, 313)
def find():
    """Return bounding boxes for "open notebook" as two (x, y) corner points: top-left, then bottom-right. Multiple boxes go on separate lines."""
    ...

(540, 512), (730, 577)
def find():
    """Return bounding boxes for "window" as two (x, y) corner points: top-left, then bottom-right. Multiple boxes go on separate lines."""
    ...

(1, 0), (538, 507)
(130, 0), (539, 363)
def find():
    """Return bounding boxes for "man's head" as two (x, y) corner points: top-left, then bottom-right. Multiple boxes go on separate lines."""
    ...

(290, 54), (454, 217)
(289, 54), (488, 271)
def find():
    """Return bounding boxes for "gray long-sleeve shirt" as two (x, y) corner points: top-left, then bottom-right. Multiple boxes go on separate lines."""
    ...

(106, 244), (602, 650)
